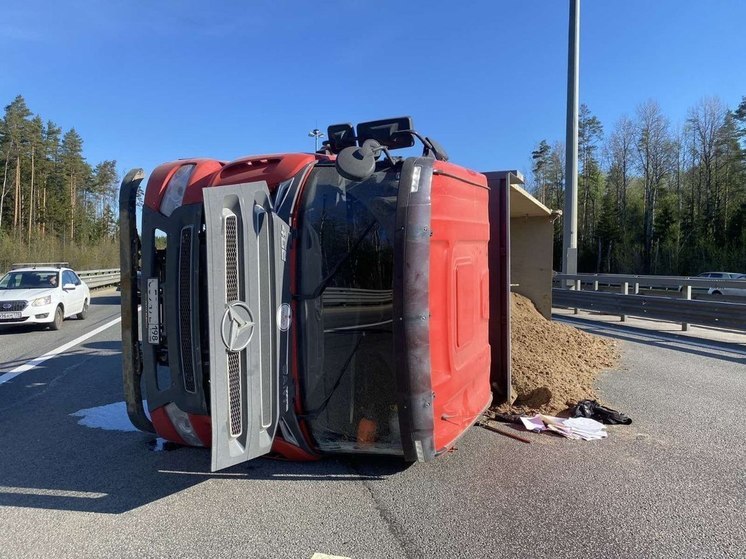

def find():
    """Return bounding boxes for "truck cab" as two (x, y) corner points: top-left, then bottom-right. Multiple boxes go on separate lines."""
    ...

(120, 117), (496, 471)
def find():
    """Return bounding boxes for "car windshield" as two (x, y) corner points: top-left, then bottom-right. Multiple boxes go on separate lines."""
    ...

(0, 271), (58, 290)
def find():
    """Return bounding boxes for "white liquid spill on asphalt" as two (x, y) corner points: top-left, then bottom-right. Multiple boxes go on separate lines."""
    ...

(70, 401), (168, 451)
(71, 401), (139, 432)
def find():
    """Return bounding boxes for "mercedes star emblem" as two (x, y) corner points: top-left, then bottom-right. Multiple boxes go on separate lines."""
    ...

(220, 301), (255, 353)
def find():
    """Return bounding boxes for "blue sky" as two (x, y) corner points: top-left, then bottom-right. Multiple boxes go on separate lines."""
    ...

(1, 0), (745, 181)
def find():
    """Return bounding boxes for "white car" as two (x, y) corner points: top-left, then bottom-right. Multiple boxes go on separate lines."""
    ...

(0, 266), (91, 330)
(708, 274), (746, 297)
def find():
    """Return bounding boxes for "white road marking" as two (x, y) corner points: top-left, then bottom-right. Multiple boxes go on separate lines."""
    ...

(0, 315), (122, 386)
(311, 554), (352, 559)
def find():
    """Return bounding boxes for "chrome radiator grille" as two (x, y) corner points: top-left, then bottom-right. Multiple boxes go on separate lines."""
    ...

(226, 216), (239, 301)
(225, 214), (242, 437)
(228, 352), (242, 437)
(0, 301), (28, 312)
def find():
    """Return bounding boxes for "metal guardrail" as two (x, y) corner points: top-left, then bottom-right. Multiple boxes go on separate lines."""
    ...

(554, 273), (746, 332)
(555, 272), (746, 290)
(78, 269), (121, 289)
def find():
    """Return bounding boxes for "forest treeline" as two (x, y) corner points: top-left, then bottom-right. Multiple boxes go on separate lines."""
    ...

(530, 96), (746, 275)
(0, 95), (120, 271)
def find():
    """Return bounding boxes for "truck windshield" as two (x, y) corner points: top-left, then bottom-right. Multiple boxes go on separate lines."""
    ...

(297, 165), (402, 455)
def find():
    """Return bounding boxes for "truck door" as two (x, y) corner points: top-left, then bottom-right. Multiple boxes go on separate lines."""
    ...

(203, 182), (290, 471)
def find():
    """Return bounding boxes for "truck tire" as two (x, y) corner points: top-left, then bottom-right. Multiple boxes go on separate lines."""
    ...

(50, 306), (64, 331)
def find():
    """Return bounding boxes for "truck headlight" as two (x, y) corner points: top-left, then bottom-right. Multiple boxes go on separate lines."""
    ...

(164, 403), (204, 446)
(160, 164), (196, 216)
(32, 295), (51, 307)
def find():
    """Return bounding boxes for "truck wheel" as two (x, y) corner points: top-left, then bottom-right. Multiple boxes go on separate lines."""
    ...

(50, 306), (64, 330)
(77, 300), (89, 320)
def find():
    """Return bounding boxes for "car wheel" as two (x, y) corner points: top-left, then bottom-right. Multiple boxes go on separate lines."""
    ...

(50, 306), (64, 330)
(77, 300), (89, 320)
(711, 290), (722, 296)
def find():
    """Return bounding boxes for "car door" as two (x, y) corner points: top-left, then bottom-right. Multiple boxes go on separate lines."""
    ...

(203, 181), (290, 471)
(62, 271), (84, 314)
(725, 275), (746, 297)
(60, 271), (75, 316)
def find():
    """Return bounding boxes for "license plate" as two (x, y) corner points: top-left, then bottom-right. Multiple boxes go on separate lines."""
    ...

(146, 278), (160, 344)
(0, 311), (21, 319)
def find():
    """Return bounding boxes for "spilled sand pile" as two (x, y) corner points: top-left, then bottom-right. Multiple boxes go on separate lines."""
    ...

(492, 293), (619, 415)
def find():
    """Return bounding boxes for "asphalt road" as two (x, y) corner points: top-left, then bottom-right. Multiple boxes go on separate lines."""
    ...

(0, 293), (744, 559)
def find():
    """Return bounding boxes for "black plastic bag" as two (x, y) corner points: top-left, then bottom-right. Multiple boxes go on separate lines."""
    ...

(572, 400), (632, 425)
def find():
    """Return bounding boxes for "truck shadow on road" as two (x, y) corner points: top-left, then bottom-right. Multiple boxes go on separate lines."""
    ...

(0, 324), (47, 336)
(0, 342), (410, 515)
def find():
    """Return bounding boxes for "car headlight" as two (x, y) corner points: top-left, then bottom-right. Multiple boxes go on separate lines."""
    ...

(32, 295), (52, 307)
(160, 164), (196, 216)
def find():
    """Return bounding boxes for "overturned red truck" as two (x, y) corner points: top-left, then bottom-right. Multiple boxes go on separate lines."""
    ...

(120, 117), (512, 471)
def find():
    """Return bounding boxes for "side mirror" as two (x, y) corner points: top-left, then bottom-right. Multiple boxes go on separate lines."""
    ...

(63, 283), (76, 291)
(326, 123), (356, 154)
(356, 117), (415, 150)
(335, 139), (381, 182)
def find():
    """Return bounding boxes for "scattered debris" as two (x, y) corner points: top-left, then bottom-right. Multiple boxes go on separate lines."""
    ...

(571, 399), (632, 425)
(478, 421), (532, 444)
(147, 438), (181, 452)
(488, 412), (524, 425)
(520, 413), (608, 441)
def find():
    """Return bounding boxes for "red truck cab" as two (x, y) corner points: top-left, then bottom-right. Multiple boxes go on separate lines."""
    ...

(120, 118), (499, 471)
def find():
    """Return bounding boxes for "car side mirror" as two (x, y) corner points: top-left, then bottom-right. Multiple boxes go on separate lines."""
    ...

(63, 283), (76, 291)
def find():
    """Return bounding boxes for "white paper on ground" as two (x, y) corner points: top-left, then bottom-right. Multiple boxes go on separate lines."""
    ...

(563, 417), (607, 440)
(520, 415), (547, 432)
(563, 417), (605, 431)
(520, 414), (608, 441)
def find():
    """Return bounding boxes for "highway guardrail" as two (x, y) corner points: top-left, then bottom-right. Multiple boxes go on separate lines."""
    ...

(554, 273), (746, 332)
(78, 269), (121, 289)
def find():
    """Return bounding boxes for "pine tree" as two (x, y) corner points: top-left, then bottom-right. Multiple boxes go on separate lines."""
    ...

(59, 128), (90, 241)
(0, 96), (32, 234)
